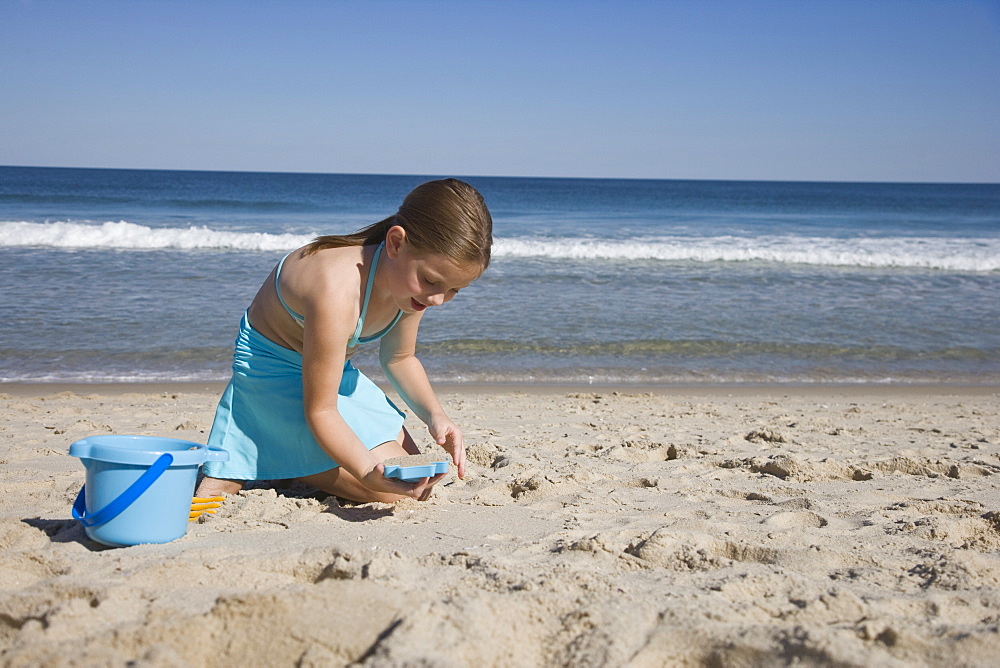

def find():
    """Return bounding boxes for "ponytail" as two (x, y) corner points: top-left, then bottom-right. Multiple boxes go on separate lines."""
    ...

(303, 215), (395, 255)
(303, 179), (492, 270)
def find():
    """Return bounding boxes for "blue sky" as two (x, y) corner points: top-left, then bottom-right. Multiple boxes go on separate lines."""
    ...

(1, 0), (998, 182)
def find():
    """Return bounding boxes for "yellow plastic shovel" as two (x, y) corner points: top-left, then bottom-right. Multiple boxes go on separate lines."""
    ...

(189, 496), (224, 520)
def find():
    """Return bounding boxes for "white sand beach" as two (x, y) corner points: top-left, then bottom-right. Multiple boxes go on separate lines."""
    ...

(1, 384), (998, 666)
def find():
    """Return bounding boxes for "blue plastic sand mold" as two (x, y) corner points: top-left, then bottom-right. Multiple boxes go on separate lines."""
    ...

(383, 460), (449, 481)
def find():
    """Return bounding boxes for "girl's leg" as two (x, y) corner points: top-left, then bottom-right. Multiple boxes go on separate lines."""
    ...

(399, 426), (420, 455)
(298, 427), (421, 503)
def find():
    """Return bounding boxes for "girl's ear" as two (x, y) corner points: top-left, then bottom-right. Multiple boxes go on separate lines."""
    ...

(384, 225), (407, 258)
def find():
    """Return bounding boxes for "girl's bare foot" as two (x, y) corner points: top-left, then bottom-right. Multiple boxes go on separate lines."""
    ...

(195, 476), (244, 497)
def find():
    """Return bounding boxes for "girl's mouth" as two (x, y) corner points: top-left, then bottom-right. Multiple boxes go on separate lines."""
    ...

(411, 298), (427, 312)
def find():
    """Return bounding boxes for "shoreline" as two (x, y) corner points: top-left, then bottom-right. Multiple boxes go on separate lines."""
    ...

(2, 380), (998, 399)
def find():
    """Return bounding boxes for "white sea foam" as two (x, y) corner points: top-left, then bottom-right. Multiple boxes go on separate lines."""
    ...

(494, 236), (1000, 272)
(2, 220), (998, 271)
(0, 220), (311, 251)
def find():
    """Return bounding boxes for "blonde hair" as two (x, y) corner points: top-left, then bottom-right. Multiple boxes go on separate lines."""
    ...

(304, 179), (493, 270)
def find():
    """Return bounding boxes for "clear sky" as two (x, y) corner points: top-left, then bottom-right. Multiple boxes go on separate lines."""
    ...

(2, 0), (998, 182)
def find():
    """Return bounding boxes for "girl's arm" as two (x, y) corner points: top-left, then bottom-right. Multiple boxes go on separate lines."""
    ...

(300, 285), (432, 497)
(379, 313), (467, 478)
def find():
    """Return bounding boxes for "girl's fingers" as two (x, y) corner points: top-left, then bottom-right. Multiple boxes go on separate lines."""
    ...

(453, 444), (466, 479)
(416, 472), (446, 500)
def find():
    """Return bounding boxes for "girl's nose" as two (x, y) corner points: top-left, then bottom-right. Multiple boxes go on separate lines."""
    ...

(427, 293), (446, 306)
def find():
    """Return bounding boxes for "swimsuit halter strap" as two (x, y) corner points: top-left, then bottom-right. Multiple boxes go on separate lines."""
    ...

(349, 241), (384, 347)
(274, 253), (304, 323)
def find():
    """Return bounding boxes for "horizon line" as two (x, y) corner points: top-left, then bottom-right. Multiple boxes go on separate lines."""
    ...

(2, 163), (998, 187)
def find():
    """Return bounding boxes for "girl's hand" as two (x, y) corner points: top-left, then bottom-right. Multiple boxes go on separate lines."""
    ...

(429, 416), (466, 480)
(361, 463), (446, 501)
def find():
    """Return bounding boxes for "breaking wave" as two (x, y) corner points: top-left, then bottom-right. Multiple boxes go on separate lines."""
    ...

(2, 220), (997, 271)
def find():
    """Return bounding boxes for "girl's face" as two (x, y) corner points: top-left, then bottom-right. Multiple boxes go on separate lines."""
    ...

(384, 230), (482, 314)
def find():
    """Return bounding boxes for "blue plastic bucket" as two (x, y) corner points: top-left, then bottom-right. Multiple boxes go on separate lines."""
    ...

(69, 435), (228, 547)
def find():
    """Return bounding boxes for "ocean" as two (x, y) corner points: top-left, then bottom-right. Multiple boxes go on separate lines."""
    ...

(1, 166), (998, 385)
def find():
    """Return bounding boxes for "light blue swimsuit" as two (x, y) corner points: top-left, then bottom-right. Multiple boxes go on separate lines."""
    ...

(203, 242), (406, 481)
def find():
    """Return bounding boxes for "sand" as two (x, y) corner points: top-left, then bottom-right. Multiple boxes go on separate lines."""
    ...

(383, 453), (451, 467)
(1, 383), (998, 666)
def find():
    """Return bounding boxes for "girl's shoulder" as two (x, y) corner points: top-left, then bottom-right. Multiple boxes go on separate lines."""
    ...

(292, 243), (366, 275)
(285, 244), (368, 304)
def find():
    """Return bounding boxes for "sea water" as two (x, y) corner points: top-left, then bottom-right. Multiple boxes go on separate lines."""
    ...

(1, 166), (998, 385)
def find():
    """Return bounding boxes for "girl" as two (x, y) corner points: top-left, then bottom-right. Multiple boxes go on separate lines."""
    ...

(195, 179), (492, 504)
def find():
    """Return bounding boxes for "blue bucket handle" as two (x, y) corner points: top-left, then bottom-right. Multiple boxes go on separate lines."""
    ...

(72, 452), (174, 528)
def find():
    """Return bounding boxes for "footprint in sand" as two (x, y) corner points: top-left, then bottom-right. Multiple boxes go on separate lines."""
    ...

(717, 489), (774, 503)
(723, 455), (873, 483)
(626, 529), (728, 571)
(508, 474), (584, 503)
(466, 441), (507, 469)
(869, 456), (992, 479)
